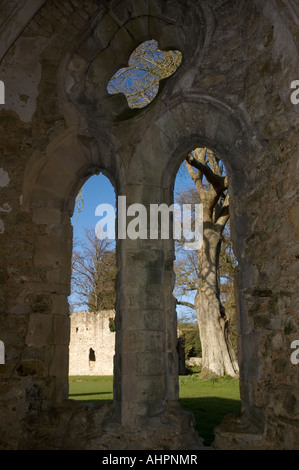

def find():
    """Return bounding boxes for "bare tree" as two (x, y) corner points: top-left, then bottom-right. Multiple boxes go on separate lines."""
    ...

(174, 213), (238, 364)
(179, 148), (239, 377)
(71, 228), (116, 313)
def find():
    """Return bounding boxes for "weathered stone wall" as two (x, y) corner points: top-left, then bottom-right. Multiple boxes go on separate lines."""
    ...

(69, 311), (115, 376)
(0, 0), (298, 450)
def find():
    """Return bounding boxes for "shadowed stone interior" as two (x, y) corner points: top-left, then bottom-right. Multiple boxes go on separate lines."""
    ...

(0, 0), (298, 450)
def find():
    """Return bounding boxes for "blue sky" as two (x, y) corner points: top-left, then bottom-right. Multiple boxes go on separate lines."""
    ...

(71, 174), (116, 242)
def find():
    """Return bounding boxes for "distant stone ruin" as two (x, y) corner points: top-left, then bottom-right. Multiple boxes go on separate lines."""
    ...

(69, 311), (186, 376)
(69, 311), (116, 376)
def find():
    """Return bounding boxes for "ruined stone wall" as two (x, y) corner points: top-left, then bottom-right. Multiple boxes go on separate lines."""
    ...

(0, 0), (298, 451)
(69, 311), (115, 376)
(68, 311), (185, 376)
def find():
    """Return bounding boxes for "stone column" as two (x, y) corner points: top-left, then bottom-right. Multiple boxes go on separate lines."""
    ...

(114, 184), (169, 426)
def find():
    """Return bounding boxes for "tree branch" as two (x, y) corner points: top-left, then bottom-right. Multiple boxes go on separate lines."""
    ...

(186, 159), (206, 201)
(216, 192), (230, 230)
(186, 152), (228, 194)
(176, 299), (195, 310)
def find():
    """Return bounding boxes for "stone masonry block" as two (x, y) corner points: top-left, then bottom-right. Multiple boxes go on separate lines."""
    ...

(25, 314), (53, 347)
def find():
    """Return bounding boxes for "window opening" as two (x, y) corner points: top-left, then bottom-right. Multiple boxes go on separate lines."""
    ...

(109, 317), (116, 332)
(89, 348), (96, 362)
(173, 147), (240, 446)
(68, 174), (116, 404)
(107, 39), (182, 109)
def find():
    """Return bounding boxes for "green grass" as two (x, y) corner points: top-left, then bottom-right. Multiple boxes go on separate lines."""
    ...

(178, 374), (241, 445)
(69, 376), (113, 402)
(69, 374), (241, 446)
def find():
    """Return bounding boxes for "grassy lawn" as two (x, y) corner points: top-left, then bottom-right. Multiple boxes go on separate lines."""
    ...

(178, 374), (241, 445)
(69, 374), (241, 446)
(69, 375), (113, 402)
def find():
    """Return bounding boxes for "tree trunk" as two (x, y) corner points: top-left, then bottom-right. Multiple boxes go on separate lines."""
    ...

(195, 226), (239, 377)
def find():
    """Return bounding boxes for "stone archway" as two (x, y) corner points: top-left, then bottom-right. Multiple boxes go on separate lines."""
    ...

(22, 126), (119, 404)
(21, 88), (263, 449)
(20, 110), (206, 451)
(127, 91), (264, 437)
